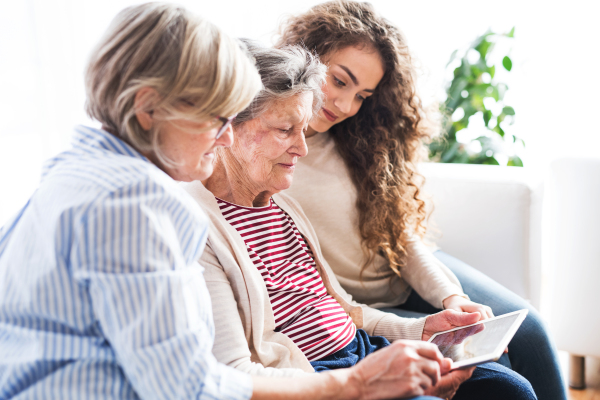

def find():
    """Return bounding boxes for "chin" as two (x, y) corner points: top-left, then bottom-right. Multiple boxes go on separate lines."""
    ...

(310, 117), (334, 133)
(183, 165), (213, 182)
(272, 176), (294, 192)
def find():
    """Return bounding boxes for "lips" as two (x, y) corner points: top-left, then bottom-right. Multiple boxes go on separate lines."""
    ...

(278, 163), (296, 169)
(322, 107), (338, 122)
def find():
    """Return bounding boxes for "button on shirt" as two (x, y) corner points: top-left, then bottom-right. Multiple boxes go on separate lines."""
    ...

(0, 126), (252, 400)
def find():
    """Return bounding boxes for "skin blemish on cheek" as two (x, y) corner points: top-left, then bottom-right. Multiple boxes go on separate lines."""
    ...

(252, 128), (269, 145)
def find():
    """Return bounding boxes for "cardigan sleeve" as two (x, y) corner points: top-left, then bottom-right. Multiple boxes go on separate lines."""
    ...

(400, 238), (467, 309)
(200, 240), (307, 378)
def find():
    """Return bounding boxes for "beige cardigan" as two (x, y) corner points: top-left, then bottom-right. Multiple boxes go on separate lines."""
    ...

(181, 181), (426, 377)
(285, 131), (465, 309)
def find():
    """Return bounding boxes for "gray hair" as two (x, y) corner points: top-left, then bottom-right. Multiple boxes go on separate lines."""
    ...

(235, 39), (326, 126)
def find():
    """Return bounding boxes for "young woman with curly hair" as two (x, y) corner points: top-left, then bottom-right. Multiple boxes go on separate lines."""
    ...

(278, 1), (566, 399)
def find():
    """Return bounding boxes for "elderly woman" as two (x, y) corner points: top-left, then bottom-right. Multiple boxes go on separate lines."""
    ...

(0, 5), (463, 400)
(183, 41), (537, 400)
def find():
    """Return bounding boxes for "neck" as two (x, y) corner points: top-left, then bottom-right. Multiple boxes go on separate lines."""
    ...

(204, 150), (274, 207)
(305, 125), (319, 138)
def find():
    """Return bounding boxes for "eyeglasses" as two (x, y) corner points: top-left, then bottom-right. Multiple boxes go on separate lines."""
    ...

(215, 114), (237, 139)
(178, 99), (236, 139)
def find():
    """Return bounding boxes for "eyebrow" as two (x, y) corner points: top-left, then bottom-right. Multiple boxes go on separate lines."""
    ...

(337, 65), (375, 93)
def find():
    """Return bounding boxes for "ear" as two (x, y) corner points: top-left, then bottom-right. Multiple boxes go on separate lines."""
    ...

(134, 87), (159, 131)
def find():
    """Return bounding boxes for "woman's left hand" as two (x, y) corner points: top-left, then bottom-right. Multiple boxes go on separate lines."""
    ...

(442, 295), (494, 320)
(441, 295), (508, 354)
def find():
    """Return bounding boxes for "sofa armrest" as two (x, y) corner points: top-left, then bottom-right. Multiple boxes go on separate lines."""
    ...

(418, 163), (542, 307)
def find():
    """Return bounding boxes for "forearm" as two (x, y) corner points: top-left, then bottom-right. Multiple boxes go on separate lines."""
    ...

(403, 240), (464, 309)
(251, 369), (359, 400)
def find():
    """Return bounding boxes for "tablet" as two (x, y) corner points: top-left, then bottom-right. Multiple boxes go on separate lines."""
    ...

(427, 309), (528, 370)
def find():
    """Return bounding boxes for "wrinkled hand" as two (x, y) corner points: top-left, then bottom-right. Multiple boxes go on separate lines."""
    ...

(349, 340), (447, 400)
(442, 295), (493, 320)
(422, 309), (481, 342)
(425, 363), (475, 400)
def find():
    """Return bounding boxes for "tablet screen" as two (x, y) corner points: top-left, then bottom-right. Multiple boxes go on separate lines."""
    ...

(430, 312), (521, 364)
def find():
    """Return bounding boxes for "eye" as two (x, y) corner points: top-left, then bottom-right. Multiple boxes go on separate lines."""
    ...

(278, 127), (292, 133)
(333, 76), (346, 87)
(356, 94), (366, 101)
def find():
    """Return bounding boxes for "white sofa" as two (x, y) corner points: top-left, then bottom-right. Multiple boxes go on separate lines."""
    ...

(418, 162), (542, 309)
(546, 158), (600, 388)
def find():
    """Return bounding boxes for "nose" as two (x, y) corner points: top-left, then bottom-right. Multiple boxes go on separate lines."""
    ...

(216, 123), (234, 148)
(333, 93), (353, 115)
(293, 131), (308, 158)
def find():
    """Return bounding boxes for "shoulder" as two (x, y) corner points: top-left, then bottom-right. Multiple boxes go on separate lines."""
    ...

(273, 192), (305, 217)
(41, 147), (207, 237)
(272, 193), (318, 241)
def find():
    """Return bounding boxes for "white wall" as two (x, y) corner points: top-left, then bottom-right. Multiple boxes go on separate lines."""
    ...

(1, 0), (599, 225)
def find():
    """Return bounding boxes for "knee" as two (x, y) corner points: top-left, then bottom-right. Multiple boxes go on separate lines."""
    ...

(458, 363), (537, 400)
(521, 307), (552, 343)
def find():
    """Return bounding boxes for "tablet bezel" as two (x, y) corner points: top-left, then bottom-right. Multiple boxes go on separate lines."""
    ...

(427, 309), (529, 370)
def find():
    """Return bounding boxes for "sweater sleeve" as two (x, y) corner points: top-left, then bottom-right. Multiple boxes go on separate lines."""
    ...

(200, 240), (308, 378)
(401, 237), (467, 309)
(312, 244), (428, 341)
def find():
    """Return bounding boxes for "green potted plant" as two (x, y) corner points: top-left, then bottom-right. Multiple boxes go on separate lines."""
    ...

(429, 27), (523, 166)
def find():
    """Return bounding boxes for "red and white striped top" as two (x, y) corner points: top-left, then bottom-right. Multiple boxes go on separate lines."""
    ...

(217, 197), (356, 361)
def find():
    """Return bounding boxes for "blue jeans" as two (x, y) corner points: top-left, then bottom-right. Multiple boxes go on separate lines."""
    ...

(381, 251), (566, 400)
(311, 329), (389, 372)
(311, 330), (536, 400)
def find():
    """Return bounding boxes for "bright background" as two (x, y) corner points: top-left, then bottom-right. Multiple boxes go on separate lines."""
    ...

(2, 1), (600, 388)
(1, 0), (599, 224)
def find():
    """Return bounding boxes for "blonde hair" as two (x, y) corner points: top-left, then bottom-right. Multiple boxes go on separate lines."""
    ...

(85, 3), (261, 163)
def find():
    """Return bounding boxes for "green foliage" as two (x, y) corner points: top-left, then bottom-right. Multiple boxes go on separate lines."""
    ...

(429, 27), (524, 167)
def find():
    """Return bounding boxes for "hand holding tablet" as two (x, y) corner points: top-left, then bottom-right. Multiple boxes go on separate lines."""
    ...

(427, 309), (529, 370)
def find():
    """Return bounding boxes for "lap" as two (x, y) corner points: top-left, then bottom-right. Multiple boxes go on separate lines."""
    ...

(454, 362), (536, 400)
(310, 329), (389, 372)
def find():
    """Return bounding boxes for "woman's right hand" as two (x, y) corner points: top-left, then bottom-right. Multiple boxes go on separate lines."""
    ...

(251, 340), (452, 400)
(343, 340), (447, 400)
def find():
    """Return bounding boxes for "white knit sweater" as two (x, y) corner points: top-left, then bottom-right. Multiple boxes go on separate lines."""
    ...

(181, 181), (427, 377)
(285, 131), (465, 309)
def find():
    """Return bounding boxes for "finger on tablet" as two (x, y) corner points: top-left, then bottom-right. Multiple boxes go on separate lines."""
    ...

(416, 343), (444, 363)
(440, 358), (453, 375)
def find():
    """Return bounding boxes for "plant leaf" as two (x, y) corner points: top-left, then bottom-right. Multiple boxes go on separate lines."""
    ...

(502, 106), (515, 115)
(502, 56), (513, 71)
(483, 110), (492, 126)
(446, 49), (459, 67)
(507, 156), (524, 167)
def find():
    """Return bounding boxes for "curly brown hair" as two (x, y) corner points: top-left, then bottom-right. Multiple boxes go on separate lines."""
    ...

(276, 0), (439, 278)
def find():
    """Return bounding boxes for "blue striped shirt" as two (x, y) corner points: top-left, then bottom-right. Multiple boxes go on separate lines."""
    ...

(0, 126), (252, 400)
